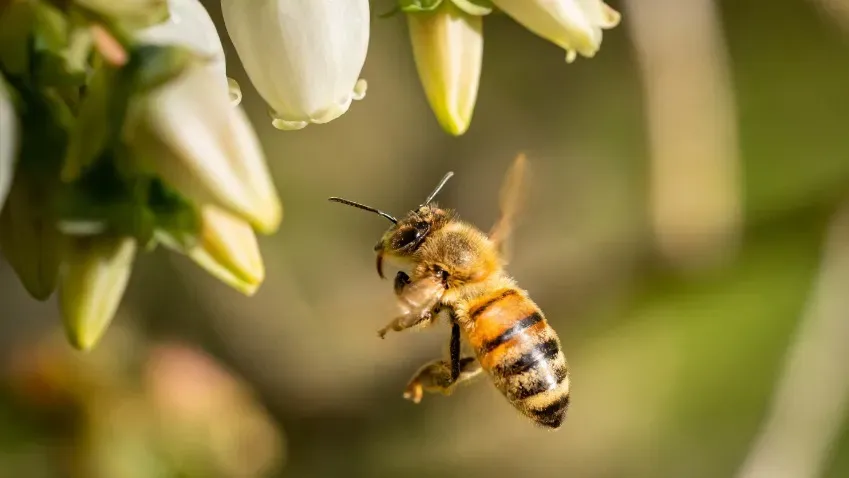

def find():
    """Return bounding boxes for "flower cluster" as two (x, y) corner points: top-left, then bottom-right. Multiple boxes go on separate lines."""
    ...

(218, 0), (620, 135)
(0, 0), (620, 351)
(0, 0), (279, 351)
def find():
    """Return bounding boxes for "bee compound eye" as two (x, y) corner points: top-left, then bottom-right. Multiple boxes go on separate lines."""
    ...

(395, 227), (420, 248)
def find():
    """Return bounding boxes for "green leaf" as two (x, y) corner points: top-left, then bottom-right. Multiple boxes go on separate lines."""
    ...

(450, 0), (493, 15)
(31, 1), (68, 53)
(399, 0), (444, 13)
(54, 162), (202, 251)
(41, 87), (75, 130)
(0, 171), (64, 301)
(62, 64), (124, 181)
(54, 156), (133, 219)
(63, 25), (94, 72)
(4, 74), (68, 176)
(0, 2), (35, 76)
(34, 50), (88, 87)
(27, 6), (92, 88)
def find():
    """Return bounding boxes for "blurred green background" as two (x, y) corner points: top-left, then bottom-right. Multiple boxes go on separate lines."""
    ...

(3, 0), (849, 476)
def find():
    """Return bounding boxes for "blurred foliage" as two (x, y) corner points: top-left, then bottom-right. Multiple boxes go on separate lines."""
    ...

(1, 325), (284, 478)
(3, 0), (849, 477)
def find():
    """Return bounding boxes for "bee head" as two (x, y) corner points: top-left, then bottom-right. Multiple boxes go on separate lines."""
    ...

(371, 205), (454, 277)
(328, 171), (455, 279)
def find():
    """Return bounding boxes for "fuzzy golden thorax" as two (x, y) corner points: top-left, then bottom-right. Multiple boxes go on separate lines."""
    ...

(374, 205), (502, 287)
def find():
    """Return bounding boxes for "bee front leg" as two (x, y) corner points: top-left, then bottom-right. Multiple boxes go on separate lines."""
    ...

(377, 308), (437, 339)
(378, 273), (444, 338)
(394, 271), (411, 295)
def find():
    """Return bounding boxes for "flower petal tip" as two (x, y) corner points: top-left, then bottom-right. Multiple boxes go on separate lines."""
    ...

(65, 330), (100, 352)
(601, 4), (622, 29)
(440, 117), (471, 136)
(228, 77), (243, 106)
(353, 78), (368, 101)
(493, 0), (618, 61)
(268, 78), (365, 131)
(239, 282), (262, 297)
(253, 205), (283, 235)
(270, 115), (309, 131)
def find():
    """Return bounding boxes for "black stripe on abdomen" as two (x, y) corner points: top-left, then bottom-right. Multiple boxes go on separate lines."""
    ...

(481, 312), (543, 354)
(508, 357), (568, 400)
(468, 289), (517, 320)
(496, 338), (560, 376)
(528, 394), (570, 428)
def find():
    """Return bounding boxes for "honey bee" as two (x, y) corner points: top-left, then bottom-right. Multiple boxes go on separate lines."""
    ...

(328, 154), (570, 428)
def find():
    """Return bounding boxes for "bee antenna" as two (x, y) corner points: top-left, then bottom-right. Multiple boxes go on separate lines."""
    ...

(328, 197), (398, 224)
(422, 171), (454, 206)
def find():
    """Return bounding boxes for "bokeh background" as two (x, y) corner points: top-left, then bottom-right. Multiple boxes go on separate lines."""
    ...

(3, 0), (849, 476)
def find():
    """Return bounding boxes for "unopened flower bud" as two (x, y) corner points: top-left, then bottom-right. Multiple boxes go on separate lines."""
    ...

(408, 2), (483, 136)
(59, 236), (137, 351)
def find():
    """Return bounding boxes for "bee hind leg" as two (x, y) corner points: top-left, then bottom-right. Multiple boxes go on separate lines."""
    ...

(403, 313), (482, 403)
(403, 356), (482, 404)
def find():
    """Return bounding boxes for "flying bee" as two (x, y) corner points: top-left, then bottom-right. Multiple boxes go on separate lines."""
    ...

(328, 154), (570, 428)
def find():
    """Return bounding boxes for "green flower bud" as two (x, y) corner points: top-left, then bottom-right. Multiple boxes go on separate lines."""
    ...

(0, 176), (63, 301)
(408, 1), (483, 136)
(59, 236), (137, 351)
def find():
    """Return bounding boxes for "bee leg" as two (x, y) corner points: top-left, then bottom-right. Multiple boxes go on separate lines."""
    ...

(449, 320), (461, 380)
(403, 356), (482, 404)
(379, 273), (444, 338)
(377, 310), (435, 339)
(394, 271), (411, 295)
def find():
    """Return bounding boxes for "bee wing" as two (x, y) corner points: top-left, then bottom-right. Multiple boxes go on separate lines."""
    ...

(489, 153), (528, 262)
(396, 274), (445, 319)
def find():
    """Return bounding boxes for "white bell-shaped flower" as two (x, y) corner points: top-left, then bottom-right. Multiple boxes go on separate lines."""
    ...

(220, 0), (370, 130)
(129, 62), (282, 234)
(136, 0), (241, 104)
(0, 78), (18, 213)
(492, 0), (620, 62)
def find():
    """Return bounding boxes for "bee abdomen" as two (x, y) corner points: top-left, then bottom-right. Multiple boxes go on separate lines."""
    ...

(504, 340), (569, 428)
(497, 336), (570, 428)
(465, 290), (570, 428)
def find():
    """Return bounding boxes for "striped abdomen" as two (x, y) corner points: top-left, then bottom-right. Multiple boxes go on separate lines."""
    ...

(464, 289), (570, 428)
